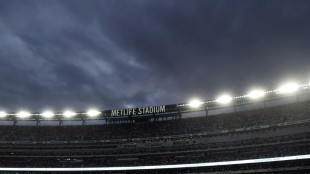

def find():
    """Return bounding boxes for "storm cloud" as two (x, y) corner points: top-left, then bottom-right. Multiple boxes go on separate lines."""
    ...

(0, 0), (310, 112)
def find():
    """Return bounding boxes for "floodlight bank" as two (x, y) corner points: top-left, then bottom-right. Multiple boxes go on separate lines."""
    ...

(0, 82), (309, 118)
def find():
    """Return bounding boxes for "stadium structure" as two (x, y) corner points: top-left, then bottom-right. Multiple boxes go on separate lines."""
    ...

(0, 82), (310, 173)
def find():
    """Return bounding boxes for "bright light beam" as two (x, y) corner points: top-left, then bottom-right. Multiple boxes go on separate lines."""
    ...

(216, 95), (232, 104)
(278, 82), (299, 93)
(189, 99), (203, 108)
(247, 89), (265, 99)
(87, 109), (101, 117)
(17, 111), (31, 118)
(41, 111), (55, 118)
(63, 110), (76, 118)
(0, 111), (7, 118)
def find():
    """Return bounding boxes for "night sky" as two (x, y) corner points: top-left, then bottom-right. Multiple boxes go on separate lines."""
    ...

(0, 0), (310, 112)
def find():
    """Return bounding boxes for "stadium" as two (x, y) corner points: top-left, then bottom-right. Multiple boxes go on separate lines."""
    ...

(0, 82), (310, 173)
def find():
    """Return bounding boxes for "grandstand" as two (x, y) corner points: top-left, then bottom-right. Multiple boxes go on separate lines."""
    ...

(0, 82), (310, 173)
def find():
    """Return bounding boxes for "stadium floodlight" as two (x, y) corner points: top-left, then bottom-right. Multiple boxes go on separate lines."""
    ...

(17, 111), (31, 118)
(41, 111), (55, 118)
(278, 82), (299, 94)
(63, 110), (77, 118)
(87, 109), (101, 117)
(216, 95), (233, 104)
(0, 111), (7, 118)
(247, 89), (265, 99)
(189, 99), (203, 108)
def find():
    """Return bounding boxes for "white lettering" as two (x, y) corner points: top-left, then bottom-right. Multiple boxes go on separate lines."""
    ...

(159, 105), (165, 113)
(111, 110), (117, 116)
(111, 105), (166, 116)
(149, 107), (154, 113)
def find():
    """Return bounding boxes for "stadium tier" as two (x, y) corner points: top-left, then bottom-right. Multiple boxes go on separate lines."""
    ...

(0, 98), (310, 173)
(1, 82), (309, 123)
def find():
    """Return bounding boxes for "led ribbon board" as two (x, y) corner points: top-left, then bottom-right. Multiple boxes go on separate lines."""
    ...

(0, 154), (309, 171)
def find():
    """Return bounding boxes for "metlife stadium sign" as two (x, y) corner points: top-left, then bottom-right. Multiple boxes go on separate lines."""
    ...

(110, 105), (166, 117)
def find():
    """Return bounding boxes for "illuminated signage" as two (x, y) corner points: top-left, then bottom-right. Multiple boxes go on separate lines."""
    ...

(111, 105), (165, 117)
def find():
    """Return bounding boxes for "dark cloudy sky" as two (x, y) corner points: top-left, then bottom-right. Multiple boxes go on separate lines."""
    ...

(0, 0), (310, 112)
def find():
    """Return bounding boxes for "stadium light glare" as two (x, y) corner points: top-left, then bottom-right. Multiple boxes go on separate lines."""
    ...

(87, 109), (101, 117)
(189, 99), (203, 108)
(0, 111), (7, 118)
(247, 89), (265, 99)
(63, 110), (76, 118)
(17, 111), (31, 118)
(278, 82), (299, 94)
(41, 111), (55, 118)
(216, 95), (232, 104)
